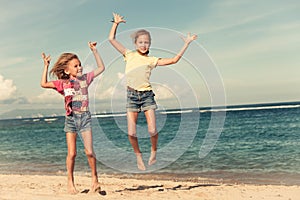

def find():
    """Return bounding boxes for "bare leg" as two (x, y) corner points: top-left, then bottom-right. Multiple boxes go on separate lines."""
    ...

(127, 111), (146, 170)
(144, 109), (158, 165)
(81, 130), (101, 192)
(66, 132), (79, 194)
(148, 134), (158, 165)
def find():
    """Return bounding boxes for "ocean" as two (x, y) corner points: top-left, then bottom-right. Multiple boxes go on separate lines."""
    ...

(1, 102), (300, 185)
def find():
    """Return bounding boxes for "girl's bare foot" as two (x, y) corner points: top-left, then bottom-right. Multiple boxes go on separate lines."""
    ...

(90, 182), (101, 193)
(136, 153), (146, 170)
(148, 150), (157, 166)
(67, 183), (79, 195)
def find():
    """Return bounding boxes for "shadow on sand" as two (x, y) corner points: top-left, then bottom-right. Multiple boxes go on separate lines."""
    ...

(115, 183), (220, 192)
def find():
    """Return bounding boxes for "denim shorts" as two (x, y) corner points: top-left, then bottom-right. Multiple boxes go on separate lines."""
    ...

(126, 88), (157, 112)
(64, 111), (92, 133)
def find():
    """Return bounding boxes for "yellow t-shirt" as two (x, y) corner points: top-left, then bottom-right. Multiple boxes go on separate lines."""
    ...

(124, 50), (159, 91)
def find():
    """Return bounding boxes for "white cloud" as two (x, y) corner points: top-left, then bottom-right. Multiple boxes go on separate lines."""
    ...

(0, 74), (17, 100)
(91, 72), (127, 100)
(33, 89), (62, 103)
(117, 72), (125, 80)
(94, 86), (116, 100)
(92, 73), (175, 101)
(153, 84), (175, 100)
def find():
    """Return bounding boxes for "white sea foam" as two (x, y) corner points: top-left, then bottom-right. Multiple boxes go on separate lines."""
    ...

(44, 118), (58, 122)
(160, 110), (194, 114)
(200, 104), (300, 113)
(92, 113), (127, 118)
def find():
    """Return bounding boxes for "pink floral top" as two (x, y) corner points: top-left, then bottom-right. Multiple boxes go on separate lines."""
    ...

(52, 72), (94, 116)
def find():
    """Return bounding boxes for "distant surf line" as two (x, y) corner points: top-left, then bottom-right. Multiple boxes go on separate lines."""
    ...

(200, 104), (300, 113)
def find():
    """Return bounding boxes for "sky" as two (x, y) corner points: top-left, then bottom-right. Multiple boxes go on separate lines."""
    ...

(0, 0), (299, 119)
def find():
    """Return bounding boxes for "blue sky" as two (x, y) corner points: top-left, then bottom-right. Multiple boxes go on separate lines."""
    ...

(0, 0), (299, 118)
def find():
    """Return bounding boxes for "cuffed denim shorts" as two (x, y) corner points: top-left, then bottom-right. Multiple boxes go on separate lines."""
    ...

(126, 88), (157, 112)
(64, 111), (92, 133)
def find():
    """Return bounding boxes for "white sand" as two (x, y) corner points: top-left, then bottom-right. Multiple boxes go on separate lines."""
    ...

(0, 174), (299, 200)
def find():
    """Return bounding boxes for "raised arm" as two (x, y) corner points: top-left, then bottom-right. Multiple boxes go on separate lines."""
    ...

(40, 53), (55, 88)
(88, 42), (105, 77)
(157, 33), (197, 66)
(108, 13), (127, 55)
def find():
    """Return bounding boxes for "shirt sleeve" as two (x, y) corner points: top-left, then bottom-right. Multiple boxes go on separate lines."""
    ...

(149, 56), (159, 69)
(86, 71), (94, 85)
(123, 49), (132, 62)
(52, 80), (64, 95)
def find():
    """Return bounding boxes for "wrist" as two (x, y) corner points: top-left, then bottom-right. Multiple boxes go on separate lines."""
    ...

(111, 20), (119, 25)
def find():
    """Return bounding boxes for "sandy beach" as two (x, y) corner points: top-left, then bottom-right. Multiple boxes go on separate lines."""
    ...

(0, 174), (299, 200)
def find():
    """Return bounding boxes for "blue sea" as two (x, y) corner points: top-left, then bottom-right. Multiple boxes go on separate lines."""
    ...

(1, 102), (300, 185)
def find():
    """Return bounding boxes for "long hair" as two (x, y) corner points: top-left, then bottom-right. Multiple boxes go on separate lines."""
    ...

(50, 53), (79, 79)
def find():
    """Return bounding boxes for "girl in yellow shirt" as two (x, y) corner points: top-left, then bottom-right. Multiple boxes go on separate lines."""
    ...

(109, 13), (197, 170)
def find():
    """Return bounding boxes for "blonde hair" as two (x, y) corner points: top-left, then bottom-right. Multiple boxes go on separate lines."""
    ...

(130, 29), (152, 44)
(50, 53), (80, 79)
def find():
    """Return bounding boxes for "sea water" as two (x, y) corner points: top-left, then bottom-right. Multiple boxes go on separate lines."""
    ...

(0, 102), (300, 185)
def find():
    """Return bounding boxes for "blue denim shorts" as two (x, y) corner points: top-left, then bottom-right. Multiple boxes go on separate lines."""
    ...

(64, 111), (92, 133)
(126, 88), (157, 112)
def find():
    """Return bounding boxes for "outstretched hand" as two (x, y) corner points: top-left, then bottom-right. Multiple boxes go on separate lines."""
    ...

(88, 41), (97, 52)
(112, 13), (126, 24)
(181, 33), (198, 44)
(41, 53), (51, 66)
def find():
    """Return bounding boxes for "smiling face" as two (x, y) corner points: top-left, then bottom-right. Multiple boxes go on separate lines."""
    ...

(135, 34), (151, 55)
(65, 58), (82, 78)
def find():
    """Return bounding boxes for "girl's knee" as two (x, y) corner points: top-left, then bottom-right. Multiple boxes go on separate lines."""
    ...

(128, 132), (137, 137)
(67, 152), (77, 159)
(85, 149), (95, 158)
(148, 128), (157, 137)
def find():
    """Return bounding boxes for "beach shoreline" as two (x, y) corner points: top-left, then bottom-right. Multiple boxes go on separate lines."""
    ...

(2, 169), (299, 186)
(1, 173), (300, 200)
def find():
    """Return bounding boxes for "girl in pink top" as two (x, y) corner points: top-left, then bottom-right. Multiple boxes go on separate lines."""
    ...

(40, 42), (105, 194)
(109, 13), (197, 171)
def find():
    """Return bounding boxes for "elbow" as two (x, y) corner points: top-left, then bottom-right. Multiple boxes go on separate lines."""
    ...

(109, 38), (118, 46)
(170, 58), (179, 65)
(108, 37), (114, 43)
(40, 83), (46, 88)
(40, 82), (49, 88)
(172, 55), (181, 64)
(97, 66), (105, 74)
(100, 64), (105, 71)
(101, 67), (105, 73)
